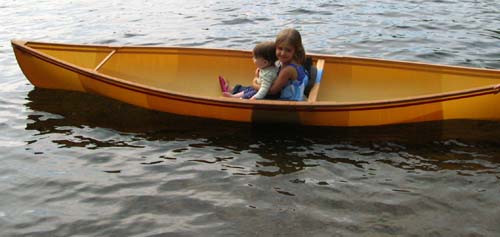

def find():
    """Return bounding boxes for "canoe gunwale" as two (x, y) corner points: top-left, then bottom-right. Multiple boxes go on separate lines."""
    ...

(312, 53), (500, 79)
(11, 40), (500, 112)
(15, 40), (500, 77)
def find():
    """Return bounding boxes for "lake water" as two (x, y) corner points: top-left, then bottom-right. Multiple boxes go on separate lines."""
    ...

(1, 0), (500, 236)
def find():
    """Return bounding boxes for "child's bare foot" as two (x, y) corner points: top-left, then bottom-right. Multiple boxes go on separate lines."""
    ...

(222, 92), (233, 97)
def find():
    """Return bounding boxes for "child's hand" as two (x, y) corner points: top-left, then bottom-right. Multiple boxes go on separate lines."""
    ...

(252, 77), (260, 89)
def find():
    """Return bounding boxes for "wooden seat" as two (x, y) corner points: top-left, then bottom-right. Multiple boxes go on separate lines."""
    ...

(307, 59), (325, 102)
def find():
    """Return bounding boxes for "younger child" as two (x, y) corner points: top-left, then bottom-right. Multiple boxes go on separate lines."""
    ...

(219, 41), (278, 100)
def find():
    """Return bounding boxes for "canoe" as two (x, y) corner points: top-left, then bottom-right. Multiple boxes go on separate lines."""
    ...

(11, 40), (500, 127)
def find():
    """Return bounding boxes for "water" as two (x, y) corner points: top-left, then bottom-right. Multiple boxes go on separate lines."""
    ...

(1, 0), (500, 236)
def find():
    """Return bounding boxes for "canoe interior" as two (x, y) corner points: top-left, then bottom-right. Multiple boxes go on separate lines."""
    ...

(26, 42), (255, 98)
(25, 42), (499, 103)
(320, 59), (498, 102)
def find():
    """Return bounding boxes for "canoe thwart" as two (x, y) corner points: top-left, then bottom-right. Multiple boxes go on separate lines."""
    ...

(94, 49), (117, 71)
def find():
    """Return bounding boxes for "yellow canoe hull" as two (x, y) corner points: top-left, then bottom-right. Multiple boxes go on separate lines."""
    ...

(12, 40), (500, 126)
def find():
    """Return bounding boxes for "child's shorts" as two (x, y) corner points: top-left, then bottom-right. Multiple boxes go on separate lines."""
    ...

(232, 84), (257, 99)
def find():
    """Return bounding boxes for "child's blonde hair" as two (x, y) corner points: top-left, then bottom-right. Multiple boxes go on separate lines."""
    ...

(275, 28), (306, 65)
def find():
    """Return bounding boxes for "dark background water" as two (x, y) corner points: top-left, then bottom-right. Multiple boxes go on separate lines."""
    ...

(1, 1), (500, 236)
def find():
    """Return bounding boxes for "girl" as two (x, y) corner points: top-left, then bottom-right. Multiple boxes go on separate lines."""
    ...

(253, 28), (309, 101)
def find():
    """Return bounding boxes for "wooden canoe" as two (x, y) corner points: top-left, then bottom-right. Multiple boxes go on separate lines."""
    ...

(12, 40), (500, 127)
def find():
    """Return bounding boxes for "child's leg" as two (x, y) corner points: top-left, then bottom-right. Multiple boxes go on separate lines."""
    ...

(242, 88), (257, 99)
(222, 91), (244, 98)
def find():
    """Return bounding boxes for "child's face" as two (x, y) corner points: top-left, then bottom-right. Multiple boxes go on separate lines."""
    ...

(276, 42), (295, 64)
(252, 56), (270, 69)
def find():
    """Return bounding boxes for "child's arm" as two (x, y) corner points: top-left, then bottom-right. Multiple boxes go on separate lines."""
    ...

(250, 81), (272, 99)
(267, 66), (296, 95)
(252, 77), (260, 90)
(252, 68), (261, 90)
(251, 70), (275, 99)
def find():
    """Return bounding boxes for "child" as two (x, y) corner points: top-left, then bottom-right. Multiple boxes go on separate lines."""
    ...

(219, 41), (278, 100)
(253, 28), (310, 101)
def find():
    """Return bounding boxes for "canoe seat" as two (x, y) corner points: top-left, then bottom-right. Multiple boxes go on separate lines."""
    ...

(306, 59), (325, 102)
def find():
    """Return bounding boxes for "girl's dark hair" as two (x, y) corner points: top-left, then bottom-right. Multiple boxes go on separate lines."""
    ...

(253, 41), (278, 63)
(275, 28), (306, 65)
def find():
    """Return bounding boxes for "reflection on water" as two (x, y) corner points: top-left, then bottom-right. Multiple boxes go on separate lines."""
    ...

(26, 88), (500, 176)
(17, 89), (500, 236)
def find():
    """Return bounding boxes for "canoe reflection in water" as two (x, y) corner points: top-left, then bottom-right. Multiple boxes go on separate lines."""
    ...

(25, 88), (500, 176)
